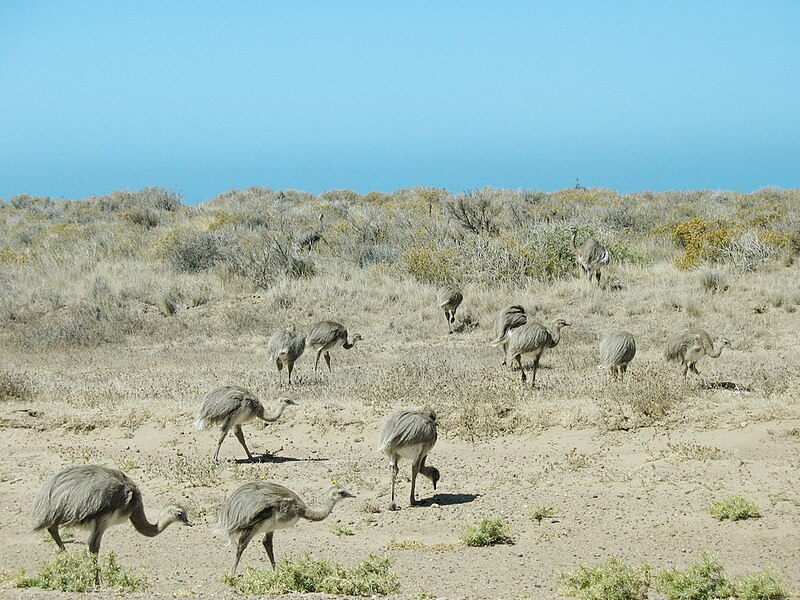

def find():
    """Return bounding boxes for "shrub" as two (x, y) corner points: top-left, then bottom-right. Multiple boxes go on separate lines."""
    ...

(709, 495), (761, 521)
(734, 569), (788, 600)
(398, 242), (459, 285)
(444, 188), (501, 235)
(461, 517), (511, 547)
(655, 552), (732, 600)
(529, 505), (558, 522)
(16, 550), (147, 592)
(222, 553), (399, 596)
(0, 371), (34, 402)
(672, 217), (733, 270)
(560, 557), (650, 600)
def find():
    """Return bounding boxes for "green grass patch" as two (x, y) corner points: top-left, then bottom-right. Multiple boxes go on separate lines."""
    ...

(709, 495), (761, 521)
(733, 568), (788, 600)
(655, 552), (731, 600)
(222, 553), (399, 596)
(529, 504), (558, 522)
(560, 557), (650, 600)
(460, 516), (512, 547)
(15, 550), (147, 592)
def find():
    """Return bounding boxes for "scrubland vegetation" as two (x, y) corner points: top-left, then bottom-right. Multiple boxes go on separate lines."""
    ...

(1, 185), (799, 598)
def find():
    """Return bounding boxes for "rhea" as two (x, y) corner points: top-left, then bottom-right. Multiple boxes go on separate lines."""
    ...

(437, 285), (463, 334)
(378, 407), (439, 510)
(570, 226), (610, 285)
(498, 319), (571, 387)
(267, 326), (306, 385)
(307, 320), (363, 372)
(195, 385), (296, 462)
(598, 330), (636, 381)
(665, 328), (731, 384)
(490, 305), (528, 365)
(32, 465), (191, 556)
(217, 482), (354, 574)
(294, 213), (325, 251)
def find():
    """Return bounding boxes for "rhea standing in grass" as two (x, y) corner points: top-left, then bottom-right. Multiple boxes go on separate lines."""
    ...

(267, 326), (306, 385)
(307, 320), (363, 372)
(495, 319), (571, 387)
(437, 285), (463, 334)
(598, 330), (636, 381)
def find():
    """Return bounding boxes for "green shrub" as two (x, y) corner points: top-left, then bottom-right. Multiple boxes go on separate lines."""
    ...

(734, 568), (788, 600)
(222, 553), (399, 596)
(529, 505), (558, 522)
(0, 370), (34, 402)
(16, 550), (147, 592)
(709, 495), (761, 521)
(560, 557), (650, 600)
(460, 517), (511, 547)
(655, 552), (732, 600)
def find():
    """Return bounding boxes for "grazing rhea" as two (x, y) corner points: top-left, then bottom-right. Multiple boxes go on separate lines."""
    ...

(598, 330), (636, 381)
(267, 326), (306, 385)
(195, 386), (296, 462)
(665, 328), (731, 385)
(570, 226), (610, 285)
(503, 319), (571, 387)
(32, 465), (191, 556)
(437, 285), (464, 334)
(378, 407), (439, 510)
(217, 482), (353, 574)
(307, 320), (363, 372)
(489, 305), (528, 365)
(294, 213), (325, 251)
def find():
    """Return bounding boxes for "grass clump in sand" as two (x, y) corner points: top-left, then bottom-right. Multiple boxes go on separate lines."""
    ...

(560, 557), (650, 600)
(222, 553), (399, 596)
(15, 550), (147, 592)
(529, 504), (558, 522)
(709, 495), (761, 521)
(733, 568), (788, 600)
(461, 516), (512, 547)
(655, 552), (731, 599)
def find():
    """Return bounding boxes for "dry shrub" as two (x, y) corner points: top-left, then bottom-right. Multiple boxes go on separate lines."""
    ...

(597, 367), (684, 430)
(0, 371), (35, 402)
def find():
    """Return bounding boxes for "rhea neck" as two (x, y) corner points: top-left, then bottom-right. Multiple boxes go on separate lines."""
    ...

(129, 504), (177, 537)
(258, 401), (289, 423)
(549, 324), (568, 348)
(301, 495), (340, 522)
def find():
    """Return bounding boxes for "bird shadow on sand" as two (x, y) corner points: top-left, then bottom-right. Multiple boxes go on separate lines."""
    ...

(703, 380), (752, 392)
(236, 454), (328, 465)
(415, 492), (479, 507)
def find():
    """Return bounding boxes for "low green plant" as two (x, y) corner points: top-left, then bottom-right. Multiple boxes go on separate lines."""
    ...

(461, 516), (511, 547)
(560, 557), (650, 600)
(331, 523), (355, 536)
(655, 552), (732, 600)
(734, 568), (788, 600)
(222, 553), (399, 596)
(15, 550), (147, 592)
(709, 495), (761, 521)
(529, 504), (558, 522)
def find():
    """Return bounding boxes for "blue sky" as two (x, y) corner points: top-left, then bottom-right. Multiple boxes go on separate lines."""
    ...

(1, 2), (799, 204)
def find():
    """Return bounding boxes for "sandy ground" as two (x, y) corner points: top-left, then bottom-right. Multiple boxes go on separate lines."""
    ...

(1, 303), (799, 599)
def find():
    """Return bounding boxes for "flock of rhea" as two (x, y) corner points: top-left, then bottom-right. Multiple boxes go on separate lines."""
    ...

(29, 227), (731, 581)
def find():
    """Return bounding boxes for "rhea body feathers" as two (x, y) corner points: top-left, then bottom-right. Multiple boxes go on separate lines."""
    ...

(437, 285), (463, 334)
(267, 327), (306, 384)
(307, 320), (362, 372)
(32, 465), (190, 555)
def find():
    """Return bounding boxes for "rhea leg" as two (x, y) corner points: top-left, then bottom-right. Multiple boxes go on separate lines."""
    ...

(87, 528), (104, 585)
(324, 352), (331, 372)
(388, 457), (399, 509)
(287, 362), (294, 385)
(213, 425), (230, 462)
(262, 532), (276, 568)
(531, 357), (541, 387)
(232, 529), (255, 574)
(314, 349), (323, 371)
(444, 309), (452, 333)
(48, 526), (66, 551)
(233, 425), (253, 461)
(410, 459), (420, 506)
(516, 355), (526, 383)
(276, 360), (284, 385)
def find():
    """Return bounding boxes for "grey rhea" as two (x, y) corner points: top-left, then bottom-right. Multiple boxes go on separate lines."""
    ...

(598, 330), (636, 381)
(378, 407), (439, 510)
(570, 227), (610, 285)
(294, 213), (325, 251)
(665, 328), (731, 384)
(32, 465), (191, 555)
(195, 385), (296, 462)
(489, 305), (528, 365)
(437, 285), (464, 334)
(216, 482), (354, 573)
(503, 319), (571, 387)
(307, 320), (363, 372)
(267, 327), (306, 385)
